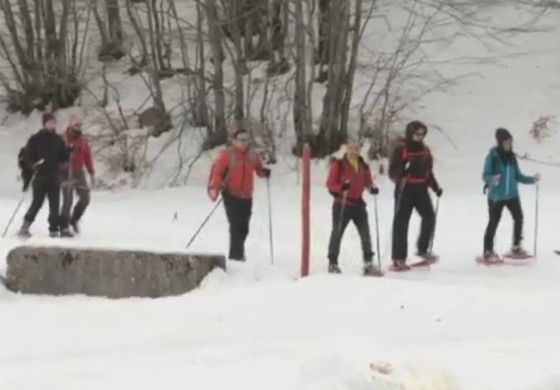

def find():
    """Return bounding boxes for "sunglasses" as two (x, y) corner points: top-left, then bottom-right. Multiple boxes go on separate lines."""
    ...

(413, 131), (425, 137)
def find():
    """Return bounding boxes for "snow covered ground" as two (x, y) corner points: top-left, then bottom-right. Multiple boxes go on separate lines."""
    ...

(2, 3), (560, 390)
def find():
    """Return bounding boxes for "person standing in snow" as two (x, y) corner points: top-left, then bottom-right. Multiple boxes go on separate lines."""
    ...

(481, 128), (540, 261)
(18, 113), (71, 238)
(325, 140), (382, 276)
(388, 120), (442, 271)
(207, 128), (271, 261)
(60, 115), (95, 236)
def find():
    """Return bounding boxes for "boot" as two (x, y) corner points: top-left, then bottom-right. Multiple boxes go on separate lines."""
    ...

(60, 228), (74, 238)
(70, 220), (80, 235)
(480, 250), (502, 264)
(18, 221), (31, 238)
(416, 251), (439, 264)
(49, 230), (59, 238)
(390, 259), (410, 271)
(363, 262), (383, 277)
(328, 263), (341, 274)
(507, 245), (530, 259)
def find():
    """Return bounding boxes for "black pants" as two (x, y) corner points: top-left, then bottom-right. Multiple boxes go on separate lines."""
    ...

(392, 184), (435, 260)
(327, 201), (373, 265)
(24, 176), (61, 232)
(223, 192), (252, 260)
(483, 197), (523, 252)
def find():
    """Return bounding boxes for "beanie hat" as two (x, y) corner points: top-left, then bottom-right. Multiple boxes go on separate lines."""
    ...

(495, 127), (512, 144)
(42, 113), (55, 125)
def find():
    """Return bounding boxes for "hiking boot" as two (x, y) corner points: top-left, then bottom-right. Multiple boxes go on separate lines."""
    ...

(391, 259), (410, 271)
(328, 264), (341, 274)
(49, 230), (59, 238)
(18, 221), (31, 238)
(510, 245), (528, 256)
(70, 220), (80, 235)
(481, 250), (502, 264)
(363, 262), (383, 277)
(416, 251), (439, 264)
(60, 228), (74, 238)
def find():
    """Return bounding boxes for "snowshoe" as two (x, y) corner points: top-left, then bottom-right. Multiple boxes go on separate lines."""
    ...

(475, 251), (504, 265)
(363, 262), (384, 277)
(410, 252), (438, 267)
(388, 260), (410, 272)
(328, 264), (341, 274)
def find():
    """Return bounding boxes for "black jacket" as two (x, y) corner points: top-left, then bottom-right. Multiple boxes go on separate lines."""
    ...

(24, 129), (71, 179)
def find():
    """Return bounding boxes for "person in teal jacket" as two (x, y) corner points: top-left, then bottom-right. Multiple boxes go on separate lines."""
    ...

(482, 128), (540, 260)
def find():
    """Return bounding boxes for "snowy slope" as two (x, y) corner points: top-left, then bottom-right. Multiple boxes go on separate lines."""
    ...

(1, 2), (560, 389)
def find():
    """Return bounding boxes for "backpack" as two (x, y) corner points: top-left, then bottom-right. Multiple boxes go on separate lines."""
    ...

(18, 147), (33, 191)
(482, 151), (500, 194)
(331, 155), (369, 184)
(390, 141), (431, 183)
(209, 147), (259, 189)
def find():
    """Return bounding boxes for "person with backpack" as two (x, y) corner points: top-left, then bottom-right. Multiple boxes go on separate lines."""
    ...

(59, 115), (95, 236)
(481, 128), (540, 262)
(325, 140), (382, 276)
(388, 120), (442, 271)
(207, 128), (271, 261)
(18, 113), (71, 238)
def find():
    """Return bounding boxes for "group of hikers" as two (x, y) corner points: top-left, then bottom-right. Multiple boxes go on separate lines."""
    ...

(16, 114), (540, 275)
(17, 113), (95, 238)
(207, 121), (540, 275)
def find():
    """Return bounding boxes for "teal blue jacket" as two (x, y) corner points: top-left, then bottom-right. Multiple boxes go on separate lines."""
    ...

(482, 147), (535, 202)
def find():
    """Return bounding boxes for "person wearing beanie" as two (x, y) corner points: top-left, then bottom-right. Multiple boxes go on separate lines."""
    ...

(18, 113), (72, 238)
(388, 120), (443, 271)
(59, 115), (95, 236)
(480, 127), (540, 262)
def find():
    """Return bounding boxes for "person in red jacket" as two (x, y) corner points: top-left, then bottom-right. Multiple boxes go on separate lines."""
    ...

(208, 128), (271, 261)
(326, 140), (382, 276)
(60, 115), (95, 236)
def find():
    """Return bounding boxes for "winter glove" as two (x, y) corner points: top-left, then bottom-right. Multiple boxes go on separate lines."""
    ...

(534, 173), (541, 182)
(341, 181), (351, 192)
(491, 174), (500, 185)
(369, 186), (379, 195)
(434, 187), (443, 197)
(263, 168), (271, 178)
(208, 187), (219, 202)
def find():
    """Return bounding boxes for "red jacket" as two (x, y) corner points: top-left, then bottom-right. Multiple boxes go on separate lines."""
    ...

(63, 128), (94, 175)
(208, 146), (266, 199)
(326, 155), (374, 205)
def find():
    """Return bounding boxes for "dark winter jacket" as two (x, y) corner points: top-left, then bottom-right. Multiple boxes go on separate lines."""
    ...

(388, 121), (440, 191)
(482, 147), (534, 202)
(326, 154), (374, 206)
(23, 129), (71, 179)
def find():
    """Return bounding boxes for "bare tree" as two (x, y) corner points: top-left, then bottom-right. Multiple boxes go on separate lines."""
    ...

(0, 0), (90, 114)
(92, 0), (125, 61)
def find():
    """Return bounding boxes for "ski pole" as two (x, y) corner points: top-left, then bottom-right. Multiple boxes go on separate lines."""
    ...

(185, 197), (223, 248)
(427, 196), (440, 255)
(373, 194), (382, 269)
(266, 177), (274, 264)
(2, 161), (42, 238)
(533, 181), (539, 257)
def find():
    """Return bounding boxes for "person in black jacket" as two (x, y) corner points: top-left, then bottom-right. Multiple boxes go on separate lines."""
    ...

(18, 113), (71, 238)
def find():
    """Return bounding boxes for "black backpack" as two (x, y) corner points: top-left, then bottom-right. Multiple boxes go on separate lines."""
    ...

(18, 147), (33, 191)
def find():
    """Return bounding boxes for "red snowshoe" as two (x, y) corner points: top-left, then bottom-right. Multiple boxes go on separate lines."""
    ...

(475, 252), (504, 265)
(409, 253), (438, 267)
(503, 246), (532, 260)
(388, 260), (411, 272)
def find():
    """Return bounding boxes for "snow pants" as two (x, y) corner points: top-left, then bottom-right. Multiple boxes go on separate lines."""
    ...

(327, 201), (374, 265)
(392, 184), (435, 261)
(60, 169), (91, 230)
(483, 197), (523, 252)
(223, 191), (252, 261)
(24, 175), (61, 232)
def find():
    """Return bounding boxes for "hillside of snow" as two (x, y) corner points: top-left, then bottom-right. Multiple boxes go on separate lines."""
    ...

(1, 1), (560, 389)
